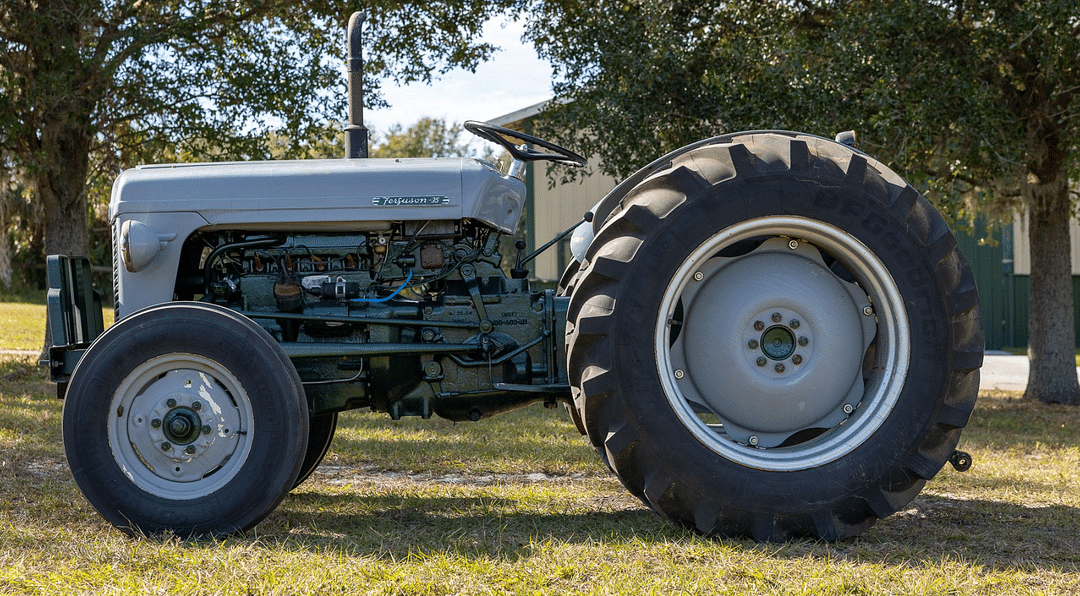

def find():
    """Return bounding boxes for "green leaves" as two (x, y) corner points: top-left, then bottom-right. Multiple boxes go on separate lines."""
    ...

(0, 0), (528, 257)
(524, 0), (1079, 215)
(369, 117), (476, 159)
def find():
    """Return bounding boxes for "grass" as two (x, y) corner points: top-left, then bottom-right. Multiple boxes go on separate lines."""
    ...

(2, 299), (1079, 594)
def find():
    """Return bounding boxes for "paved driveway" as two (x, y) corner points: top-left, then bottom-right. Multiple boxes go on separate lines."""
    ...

(980, 350), (1080, 392)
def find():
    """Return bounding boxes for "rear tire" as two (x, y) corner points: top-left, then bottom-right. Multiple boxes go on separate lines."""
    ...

(63, 302), (308, 536)
(565, 132), (982, 541)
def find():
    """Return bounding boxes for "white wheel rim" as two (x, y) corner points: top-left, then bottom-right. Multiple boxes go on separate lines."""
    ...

(105, 354), (254, 499)
(655, 216), (910, 470)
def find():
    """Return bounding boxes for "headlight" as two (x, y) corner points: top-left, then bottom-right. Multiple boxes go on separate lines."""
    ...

(120, 220), (172, 272)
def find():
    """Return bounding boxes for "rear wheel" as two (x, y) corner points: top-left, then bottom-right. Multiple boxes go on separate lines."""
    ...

(63, 302), (308, 536)
(565, 132), (982, 541)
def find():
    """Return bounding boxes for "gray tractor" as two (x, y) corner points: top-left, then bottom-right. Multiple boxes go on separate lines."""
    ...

(45, 13), (982, 542)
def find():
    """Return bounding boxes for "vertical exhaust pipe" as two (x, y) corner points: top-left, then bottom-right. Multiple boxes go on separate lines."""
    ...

(344, 11), (369, 159)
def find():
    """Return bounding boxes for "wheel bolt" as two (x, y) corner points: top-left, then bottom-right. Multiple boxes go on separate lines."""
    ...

(749, 435), (759, 446)
(799, 337), (809, 347)
(771, 312), (782, 323)
(775, 363), (785, 373)
(788, 239), (798, 250)
(185, 445), (197, 455)
(754, 320), (764, 331)
(202, 425), (212, 435)
(792, 355), (803, 365)
(151, 419), (161, 428)
(161, 442), (171, 451)
(843, 404), (854, 414)
(674, 369), (684, 379)
(790, 319), (800, 329)
(693, 271), (704, 281)
(748, 339), (759, 349)
(166, 398), (177, 408)
(191, 401), (201, 411)
(756, 357), (767, 367)
(863, 305), (874, 316)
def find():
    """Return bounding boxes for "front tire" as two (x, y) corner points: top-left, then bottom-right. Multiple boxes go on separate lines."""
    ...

(292, 413), (337, 489)
(565, 132), (982, 541)
(63, 302), (309, 536)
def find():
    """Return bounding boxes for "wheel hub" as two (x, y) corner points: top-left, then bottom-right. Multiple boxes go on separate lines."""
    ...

(108, 358), (250, 497)
(162, 407), (202, 445)
(760, 325), (795, 361)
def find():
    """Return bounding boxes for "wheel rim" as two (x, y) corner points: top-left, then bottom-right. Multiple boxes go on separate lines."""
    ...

(106, 354), (254, 499)
(655, 216), (910, 470)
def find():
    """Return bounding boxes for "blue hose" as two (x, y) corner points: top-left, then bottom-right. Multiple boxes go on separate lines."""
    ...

(352, 270), (413, 303)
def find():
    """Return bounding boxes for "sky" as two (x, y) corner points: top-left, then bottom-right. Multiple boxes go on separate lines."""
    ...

(363, 17), (554, 137)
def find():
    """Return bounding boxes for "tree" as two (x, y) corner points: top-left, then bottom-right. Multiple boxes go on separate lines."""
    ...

(522, 0), (1080, 405)
(370, 117), (474, 158)
(0, 0), (519, 262)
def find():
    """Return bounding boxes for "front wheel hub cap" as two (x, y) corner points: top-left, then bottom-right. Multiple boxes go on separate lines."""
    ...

(162, 407), (202, 445)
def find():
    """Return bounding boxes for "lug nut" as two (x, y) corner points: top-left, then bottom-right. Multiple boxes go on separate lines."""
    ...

(185, 445), (197, 454)
(748, 339), (759, 349)
(792, 355), (803, 365)
(754, 320), (765, 331)
(191, 401), (201, 411)
(843, 404), (854, 414)
(748, 435), (759, 446)
(674, 369), (685, 379)
(774, 363), (785, 373)
(790, 319), (800, 329)
(799, 337), (809, 347)
(166, 398), (177, 408)
(756, 357), (767, 367)
(771, 312), (782, 323)
(151, 419), (162, 428)
(863, 305), (874, 316)
(693, 271), (704, 281)
(788, 239), (799, 250)
(161, 442), (171, 451)
(202, 425), (212, 435)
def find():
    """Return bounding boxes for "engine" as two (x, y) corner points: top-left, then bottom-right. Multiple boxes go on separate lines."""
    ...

(172, 221), (567, 421)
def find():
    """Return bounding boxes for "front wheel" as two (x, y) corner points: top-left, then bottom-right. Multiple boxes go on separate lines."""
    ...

(565, 132), (983, 541)
(63, 303), (309, 536)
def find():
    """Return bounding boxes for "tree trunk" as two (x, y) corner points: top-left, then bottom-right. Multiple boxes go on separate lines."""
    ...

(37, 118), (92, 258)
(37, 117), (93, 355)
(1023, 170), (1080, 405)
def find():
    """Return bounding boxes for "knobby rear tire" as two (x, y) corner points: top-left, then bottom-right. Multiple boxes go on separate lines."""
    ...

(564, 132), (982, 541)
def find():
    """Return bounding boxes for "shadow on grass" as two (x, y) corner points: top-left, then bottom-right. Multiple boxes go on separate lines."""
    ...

(255, 483), (1080, 573)
(271, 489), (670, 555)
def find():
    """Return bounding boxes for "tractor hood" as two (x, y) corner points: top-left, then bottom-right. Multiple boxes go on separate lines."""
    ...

(109, 156), (526, 234)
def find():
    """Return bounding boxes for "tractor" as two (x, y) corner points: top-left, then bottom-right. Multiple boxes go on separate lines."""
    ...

(45, 13), (982, 542)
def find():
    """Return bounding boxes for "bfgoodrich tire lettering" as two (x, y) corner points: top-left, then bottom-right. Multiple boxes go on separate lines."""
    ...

(565, 132), (982, 541)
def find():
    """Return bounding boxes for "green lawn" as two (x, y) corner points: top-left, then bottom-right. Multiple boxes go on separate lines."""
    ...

(2, 300), (1078, 595)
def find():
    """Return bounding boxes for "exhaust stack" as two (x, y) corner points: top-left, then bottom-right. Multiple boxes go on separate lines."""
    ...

(344, 12), (369, 159)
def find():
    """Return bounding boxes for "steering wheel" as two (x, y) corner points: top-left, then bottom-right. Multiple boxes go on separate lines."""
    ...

(464, 121), (587, 168)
